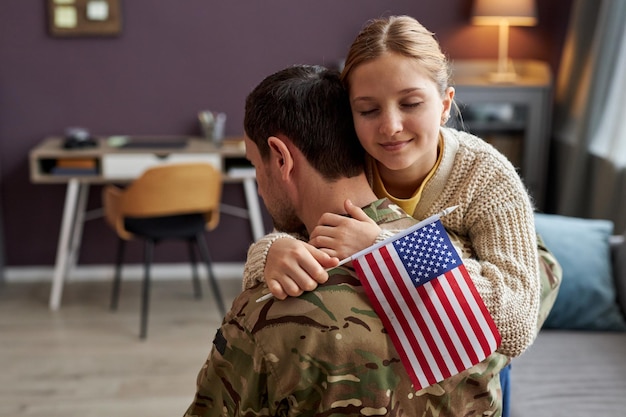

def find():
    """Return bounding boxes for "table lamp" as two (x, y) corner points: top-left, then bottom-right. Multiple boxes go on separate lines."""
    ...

(471, 0), (537, 83)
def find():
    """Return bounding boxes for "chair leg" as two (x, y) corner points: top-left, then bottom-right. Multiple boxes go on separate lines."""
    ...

(187, 238), (202, 299)
(110, 237), (126, 311)
(195, 232), (225, 316)
(140, 239), (155, 340)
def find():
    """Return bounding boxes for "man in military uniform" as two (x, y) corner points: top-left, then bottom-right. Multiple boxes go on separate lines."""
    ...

(183, 65), (508, 417)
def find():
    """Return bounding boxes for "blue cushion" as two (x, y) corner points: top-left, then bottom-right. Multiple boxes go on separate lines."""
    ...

(535, 213), (626, 331)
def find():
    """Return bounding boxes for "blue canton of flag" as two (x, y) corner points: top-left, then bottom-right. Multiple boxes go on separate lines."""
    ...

(392, 220), (462, 287)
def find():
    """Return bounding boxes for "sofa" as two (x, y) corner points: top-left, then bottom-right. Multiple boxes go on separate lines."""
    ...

(510, 214), (626, 416)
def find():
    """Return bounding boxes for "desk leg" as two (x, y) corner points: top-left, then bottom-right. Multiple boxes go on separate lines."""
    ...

(66, 184), (89, 273)
(242, 177), (265, 242)
(49, 179), (82, 310)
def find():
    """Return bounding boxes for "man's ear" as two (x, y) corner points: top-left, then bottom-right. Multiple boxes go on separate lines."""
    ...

(267, 136), (294, 181)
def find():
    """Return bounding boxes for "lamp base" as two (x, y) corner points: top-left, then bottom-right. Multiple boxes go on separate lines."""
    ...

(488, 70), (518, 84)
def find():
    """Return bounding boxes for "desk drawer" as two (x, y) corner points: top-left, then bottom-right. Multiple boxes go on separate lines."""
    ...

(102, 153), (222, 180)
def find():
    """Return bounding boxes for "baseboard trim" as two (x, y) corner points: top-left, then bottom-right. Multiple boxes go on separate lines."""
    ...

(4, 263), (245, 283)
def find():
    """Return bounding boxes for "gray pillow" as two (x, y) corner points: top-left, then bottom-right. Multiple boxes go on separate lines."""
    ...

(535, 213), (626, 331)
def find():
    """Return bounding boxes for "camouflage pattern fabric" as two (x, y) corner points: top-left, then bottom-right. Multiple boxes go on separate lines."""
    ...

(535, 233), (562, 331)
(184, 199), (508, 417)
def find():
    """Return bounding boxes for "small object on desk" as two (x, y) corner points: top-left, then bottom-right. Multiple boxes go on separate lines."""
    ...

(50, 158), (99, 176)
(63, 127), (96, 149)
(56, 158), (97, 169)
(198, 110), (227, 147)
(107, 135), (129, 147)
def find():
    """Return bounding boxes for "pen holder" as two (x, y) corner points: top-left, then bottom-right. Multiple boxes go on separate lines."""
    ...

(198, 110), (227, 147)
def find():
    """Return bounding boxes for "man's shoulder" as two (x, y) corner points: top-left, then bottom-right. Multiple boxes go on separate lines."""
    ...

(226, 282), (265, 325)
(363, 198), (417, 230)
(230, 267), (366, 330)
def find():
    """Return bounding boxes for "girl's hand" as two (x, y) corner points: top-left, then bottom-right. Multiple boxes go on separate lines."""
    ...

(266, 238), (339, 300)
(309, 199), (381, 260)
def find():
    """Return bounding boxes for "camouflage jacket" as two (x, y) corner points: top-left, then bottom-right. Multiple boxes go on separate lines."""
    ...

(184, 199), (508, 417)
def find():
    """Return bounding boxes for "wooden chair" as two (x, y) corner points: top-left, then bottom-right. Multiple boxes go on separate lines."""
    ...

(102, 162), (226, 339)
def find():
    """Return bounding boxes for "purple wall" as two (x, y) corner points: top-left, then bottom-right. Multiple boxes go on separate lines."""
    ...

(0, 0), (571, 266)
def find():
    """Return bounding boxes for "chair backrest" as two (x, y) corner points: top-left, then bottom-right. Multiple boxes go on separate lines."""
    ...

(120, 162), (222, 231)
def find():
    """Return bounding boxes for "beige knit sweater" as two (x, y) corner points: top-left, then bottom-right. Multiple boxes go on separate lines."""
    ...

(242, 127), (540, 358)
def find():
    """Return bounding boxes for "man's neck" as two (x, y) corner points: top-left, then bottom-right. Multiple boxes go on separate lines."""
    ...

(300, 175), (379, 235)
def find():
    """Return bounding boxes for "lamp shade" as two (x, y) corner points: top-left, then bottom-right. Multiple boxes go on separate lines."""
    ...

(472, 0), (537, 26)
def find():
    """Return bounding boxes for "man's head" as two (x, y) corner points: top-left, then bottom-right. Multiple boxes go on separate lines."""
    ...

(244, 65), (366, 233)
(244, 65), (364, 180)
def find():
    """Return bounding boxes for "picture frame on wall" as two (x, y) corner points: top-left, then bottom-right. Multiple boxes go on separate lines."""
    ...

(47, 0), (122, 37)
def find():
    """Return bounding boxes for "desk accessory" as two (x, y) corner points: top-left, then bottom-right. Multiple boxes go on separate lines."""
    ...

(198, 110), (227, 147)
(63, 127), (96, 149)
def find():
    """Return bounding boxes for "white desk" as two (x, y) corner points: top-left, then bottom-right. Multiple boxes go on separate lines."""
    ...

(29, 136), (265, 310)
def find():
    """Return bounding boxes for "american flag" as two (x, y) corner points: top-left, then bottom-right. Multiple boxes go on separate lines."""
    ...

(353, 217), (501, 390)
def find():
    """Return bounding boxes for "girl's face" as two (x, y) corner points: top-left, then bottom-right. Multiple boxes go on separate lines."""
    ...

(348, 52), (453, 185)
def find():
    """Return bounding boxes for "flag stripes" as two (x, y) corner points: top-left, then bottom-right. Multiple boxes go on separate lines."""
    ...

(353, 219), (501, 390)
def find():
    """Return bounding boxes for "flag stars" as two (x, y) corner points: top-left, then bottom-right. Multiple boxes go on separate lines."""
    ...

(390, 221), (462, 284)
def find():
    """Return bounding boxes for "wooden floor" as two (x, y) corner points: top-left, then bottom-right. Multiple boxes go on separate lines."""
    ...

(0, 278), (242, 417)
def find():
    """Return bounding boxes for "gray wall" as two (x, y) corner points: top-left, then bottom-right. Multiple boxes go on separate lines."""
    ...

(0, 0), (571, 266)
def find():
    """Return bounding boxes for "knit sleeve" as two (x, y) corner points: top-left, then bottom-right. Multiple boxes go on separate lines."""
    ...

(242, 232), (298, 290)
(438, 169), (540, 357)
(453, 179), (540, 358)
(424, 130), (541, 358)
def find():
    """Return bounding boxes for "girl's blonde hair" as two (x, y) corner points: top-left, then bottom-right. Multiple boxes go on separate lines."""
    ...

(341, 15), (451, 97)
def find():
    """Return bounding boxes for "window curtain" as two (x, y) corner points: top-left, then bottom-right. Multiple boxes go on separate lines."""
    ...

(548, 0), (626, 232)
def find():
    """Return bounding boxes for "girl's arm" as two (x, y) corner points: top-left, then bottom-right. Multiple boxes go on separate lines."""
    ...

(308, 199), (382, 260)
(242, 231), (339, 299)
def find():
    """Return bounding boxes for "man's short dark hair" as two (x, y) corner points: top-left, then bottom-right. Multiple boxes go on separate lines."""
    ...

(244, 65), (365, 180)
